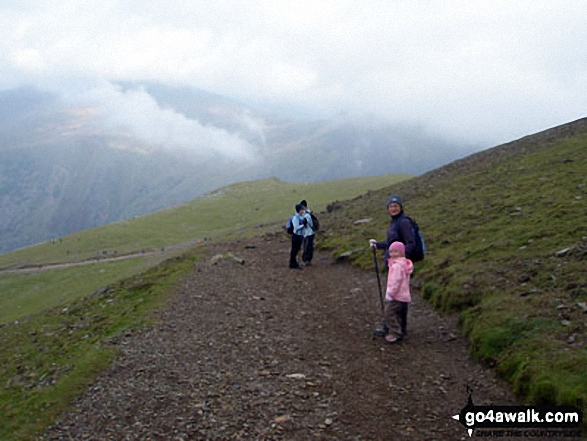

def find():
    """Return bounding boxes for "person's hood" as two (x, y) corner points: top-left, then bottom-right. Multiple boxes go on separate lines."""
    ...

(390, 256), (413, 275)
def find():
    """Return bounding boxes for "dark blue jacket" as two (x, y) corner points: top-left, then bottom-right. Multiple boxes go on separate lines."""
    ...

(375, 212), (416, 261)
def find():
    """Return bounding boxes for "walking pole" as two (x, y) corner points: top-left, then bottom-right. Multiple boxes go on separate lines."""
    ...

(372, 247), (384, 314)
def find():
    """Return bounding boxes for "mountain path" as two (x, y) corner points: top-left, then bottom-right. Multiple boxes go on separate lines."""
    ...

(41, 232), (523, 440)
(0, 241), (201, 274)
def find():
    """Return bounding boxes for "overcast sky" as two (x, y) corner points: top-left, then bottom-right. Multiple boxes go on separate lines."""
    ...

(1, 0), (586, 147)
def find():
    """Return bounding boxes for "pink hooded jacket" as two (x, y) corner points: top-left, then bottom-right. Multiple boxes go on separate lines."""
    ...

(385, 256), (414, 302)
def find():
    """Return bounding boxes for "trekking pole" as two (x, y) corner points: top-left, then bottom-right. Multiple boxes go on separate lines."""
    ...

(371, 247), (384, 314)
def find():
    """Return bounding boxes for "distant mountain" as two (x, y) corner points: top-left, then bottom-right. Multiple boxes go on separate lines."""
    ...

(0, 84), (477, 253)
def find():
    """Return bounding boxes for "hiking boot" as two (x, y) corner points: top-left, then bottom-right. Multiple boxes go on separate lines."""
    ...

(373, 324), (389, 337)
(385, 333), (402, 343)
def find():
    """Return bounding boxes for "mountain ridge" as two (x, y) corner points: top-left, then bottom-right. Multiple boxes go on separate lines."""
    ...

(0, 84), (476, 253)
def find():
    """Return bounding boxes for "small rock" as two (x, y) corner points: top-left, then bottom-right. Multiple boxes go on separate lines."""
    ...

(555, 247), (574, 257)
(273, 415), (291, 424)
(353, 218), (373, 225)
(561, 320), (571, 327)
(325, 418), (333, 426)
(226, 252), (245, 265)
(286, 373), (307, 380)
(334, 248), (365, 262)
(577, 302), (587, 313)
(567, 335), (576, 344)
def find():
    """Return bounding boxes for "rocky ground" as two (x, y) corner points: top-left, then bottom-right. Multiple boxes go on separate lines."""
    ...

(41, 232), (538, 440)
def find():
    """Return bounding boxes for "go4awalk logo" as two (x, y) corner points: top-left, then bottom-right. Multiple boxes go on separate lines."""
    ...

(452, 387), (583, 438)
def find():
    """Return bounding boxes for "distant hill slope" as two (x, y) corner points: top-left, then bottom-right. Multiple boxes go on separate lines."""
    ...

(0, 174), (410, 323)
(0, 85), (476, 253)
(318, 118), (586, 413)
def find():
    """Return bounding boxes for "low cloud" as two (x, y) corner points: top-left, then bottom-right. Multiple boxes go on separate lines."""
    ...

(1, 1), (586, 148)
(69, 83), (260, 161)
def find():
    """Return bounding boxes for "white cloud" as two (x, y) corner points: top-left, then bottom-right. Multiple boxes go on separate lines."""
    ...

(69, 83), (259, 161)
(0, 0), (586, 146)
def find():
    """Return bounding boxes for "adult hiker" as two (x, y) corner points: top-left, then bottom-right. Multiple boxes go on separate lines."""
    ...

(368, 194), (416, 263)
(368, 194), (416, 337)
(289, 203), (308, 269)
(300, 199), (316, 266)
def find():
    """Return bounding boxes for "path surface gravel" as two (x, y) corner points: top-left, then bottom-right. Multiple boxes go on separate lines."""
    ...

(42, 232), (531, 440)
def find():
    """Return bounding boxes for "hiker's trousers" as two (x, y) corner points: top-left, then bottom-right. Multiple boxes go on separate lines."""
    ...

(384, 299), (409, 337)
(290, 234), (304, 268)
(302, 234), (315, 263)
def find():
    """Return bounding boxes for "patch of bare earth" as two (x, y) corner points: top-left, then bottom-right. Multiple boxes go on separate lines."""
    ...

(42, 232), (531, 440)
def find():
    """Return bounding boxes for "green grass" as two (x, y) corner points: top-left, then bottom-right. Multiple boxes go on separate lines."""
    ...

(0, 251), (199, 441)
(0, 175), (409, 269)
(0, 255), (170, 324)
(316, 122), (587, 425)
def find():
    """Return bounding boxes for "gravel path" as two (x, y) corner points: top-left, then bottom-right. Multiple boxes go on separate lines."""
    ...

(42, 232), (521, 440)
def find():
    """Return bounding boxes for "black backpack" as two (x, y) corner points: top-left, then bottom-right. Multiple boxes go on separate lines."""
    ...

(285, 216), (294, 235)
(409, 218), (426, 262)
(395, 216), (426, 262)
(310, 212), (320, 231)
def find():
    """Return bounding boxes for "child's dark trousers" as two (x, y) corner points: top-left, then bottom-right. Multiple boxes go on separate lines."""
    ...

(384, 300), (409, 337)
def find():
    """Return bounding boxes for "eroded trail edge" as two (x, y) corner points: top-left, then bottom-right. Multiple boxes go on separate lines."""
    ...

(42, 233), (518, 440)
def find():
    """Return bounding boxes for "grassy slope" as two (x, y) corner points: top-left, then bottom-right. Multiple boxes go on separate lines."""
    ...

(0, 255), (169, 324)
(318, 119), (586, 414)
(0, 175), (410, 269)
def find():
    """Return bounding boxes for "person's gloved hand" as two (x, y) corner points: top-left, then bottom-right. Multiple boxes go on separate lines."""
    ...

(369, 239), (377, 248)
(303, 218), (308, 226)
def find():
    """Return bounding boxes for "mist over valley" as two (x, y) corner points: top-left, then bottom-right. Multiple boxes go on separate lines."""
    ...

(0, 83), (478, 253)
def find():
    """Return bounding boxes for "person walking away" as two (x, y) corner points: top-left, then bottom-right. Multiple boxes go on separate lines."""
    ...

(368, 195), (416, 263)
(300, 200), (315, 266)
(289, 204), (307, 269)
(382, 242), (413, 343)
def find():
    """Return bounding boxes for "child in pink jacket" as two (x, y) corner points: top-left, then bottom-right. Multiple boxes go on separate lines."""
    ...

(384, 241), (414, 343)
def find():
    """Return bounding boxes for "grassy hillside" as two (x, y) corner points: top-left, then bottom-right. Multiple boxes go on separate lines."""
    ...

(0, 255), (169, 324)
(0, 174), (410, 269)
(318, 119), (586, 414)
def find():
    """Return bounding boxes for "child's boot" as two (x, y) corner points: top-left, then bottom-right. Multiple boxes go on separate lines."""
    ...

(373, 323), (389, 337)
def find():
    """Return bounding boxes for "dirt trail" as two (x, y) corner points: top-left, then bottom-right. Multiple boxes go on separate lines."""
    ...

(42, 232), (523, 440)
(0, 241), (200, 274)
